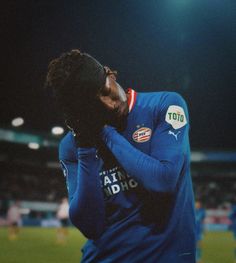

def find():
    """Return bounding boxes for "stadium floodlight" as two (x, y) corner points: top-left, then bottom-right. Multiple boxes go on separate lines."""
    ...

(11, 117), (24, 127)
(51, 126), (64, 135)
(28, 142), (40, 150)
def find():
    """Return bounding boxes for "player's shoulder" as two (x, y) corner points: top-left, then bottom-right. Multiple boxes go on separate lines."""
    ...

(159, 92), (189, 126)
(138, 91), (187, 115)
(158, 91), (186, 106)
(139, 91), (186, 106)
(59, 131), (77, 161)
(148, 91), (187, 113)
(139, 91), (189, 128)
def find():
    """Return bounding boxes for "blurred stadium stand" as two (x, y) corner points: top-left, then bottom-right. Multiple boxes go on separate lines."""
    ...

(0, 128), (236, 227)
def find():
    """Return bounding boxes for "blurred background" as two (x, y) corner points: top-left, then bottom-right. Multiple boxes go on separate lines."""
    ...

(1, 1), (236, 262)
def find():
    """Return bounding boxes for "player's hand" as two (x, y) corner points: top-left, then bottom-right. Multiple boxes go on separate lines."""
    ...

(66, 117), (103, 148)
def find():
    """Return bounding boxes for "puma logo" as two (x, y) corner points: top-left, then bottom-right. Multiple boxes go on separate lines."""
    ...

(168, 130), (180, 140)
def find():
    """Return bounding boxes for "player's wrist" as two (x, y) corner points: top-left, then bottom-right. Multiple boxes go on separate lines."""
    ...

(101, 125), (116, 141)
(77, 147), (99, 160)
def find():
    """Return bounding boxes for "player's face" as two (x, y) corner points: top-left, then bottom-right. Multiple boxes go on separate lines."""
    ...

(99, 76), (128, 116)
(98, 70), (129, 130)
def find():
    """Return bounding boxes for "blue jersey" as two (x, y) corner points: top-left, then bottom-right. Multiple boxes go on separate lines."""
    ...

(229, 205), (236, 237)
(59, 90), (196, 263)
(195, 208), (205, 241)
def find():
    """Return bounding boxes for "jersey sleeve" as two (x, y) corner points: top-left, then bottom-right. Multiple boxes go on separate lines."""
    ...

(102, 92), (189, 193)
(59, 132), (106, 239)
(59, 133), (78, 203)
(151, 92), (189, 153)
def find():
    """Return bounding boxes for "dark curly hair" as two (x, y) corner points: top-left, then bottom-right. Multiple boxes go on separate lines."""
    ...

(45, 49), (107, 131)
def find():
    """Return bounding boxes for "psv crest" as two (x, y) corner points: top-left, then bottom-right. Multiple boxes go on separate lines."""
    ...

(132, 127), (152, 143)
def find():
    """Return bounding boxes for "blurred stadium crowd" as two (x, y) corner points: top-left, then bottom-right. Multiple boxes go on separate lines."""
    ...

(1, 168), (236, 207)
(0, 134), (236, 229)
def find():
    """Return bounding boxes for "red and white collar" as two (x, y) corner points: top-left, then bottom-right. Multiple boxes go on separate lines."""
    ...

(127, 88), (137, 113)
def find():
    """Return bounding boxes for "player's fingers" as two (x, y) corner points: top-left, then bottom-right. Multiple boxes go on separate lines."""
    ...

(104, 66), (117, 81)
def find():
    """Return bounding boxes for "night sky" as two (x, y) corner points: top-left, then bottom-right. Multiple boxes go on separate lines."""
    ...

(1, 0), (236, 150)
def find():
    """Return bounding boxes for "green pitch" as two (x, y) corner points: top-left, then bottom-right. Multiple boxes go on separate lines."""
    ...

(0, 228), (235, 263)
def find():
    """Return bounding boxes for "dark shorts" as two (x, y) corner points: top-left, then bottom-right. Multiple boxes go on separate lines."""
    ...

(60, 218), (69, 227)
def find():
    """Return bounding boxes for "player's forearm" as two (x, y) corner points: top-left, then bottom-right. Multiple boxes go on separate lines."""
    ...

(102, 127), (183, 193)
(69, 148), (106, 239)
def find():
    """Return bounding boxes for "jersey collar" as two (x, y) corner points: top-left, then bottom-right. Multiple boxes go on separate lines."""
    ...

(127, 88), (137, 113)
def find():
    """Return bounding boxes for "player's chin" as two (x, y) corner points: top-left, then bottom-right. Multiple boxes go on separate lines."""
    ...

(117, 101), (129, 118)
(108, 109), (127, 132)
(114, 112), (128, 132)
(120, 117), (127, 132)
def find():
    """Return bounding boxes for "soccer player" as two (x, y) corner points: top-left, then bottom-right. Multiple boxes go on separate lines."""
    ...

(46, 49), (196, 262)
(195, 200), (205, 263)
(56, 197), (70, 245)
(7, 200), (21, 240)
(229, 204), (236, 262)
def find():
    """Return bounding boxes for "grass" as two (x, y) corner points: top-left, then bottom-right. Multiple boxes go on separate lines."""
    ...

(0, 228), (235, 263)
(201, 231), (235, 263)
(0, 227), (86, 263)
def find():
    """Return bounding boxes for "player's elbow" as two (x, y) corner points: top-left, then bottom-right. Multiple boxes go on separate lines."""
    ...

(81, 227), (104, 240)
(71, 220), (104, 240)
(69, 206), (105, 240)
(161, 163), (179, 193)
(149, 163), (178, 193)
